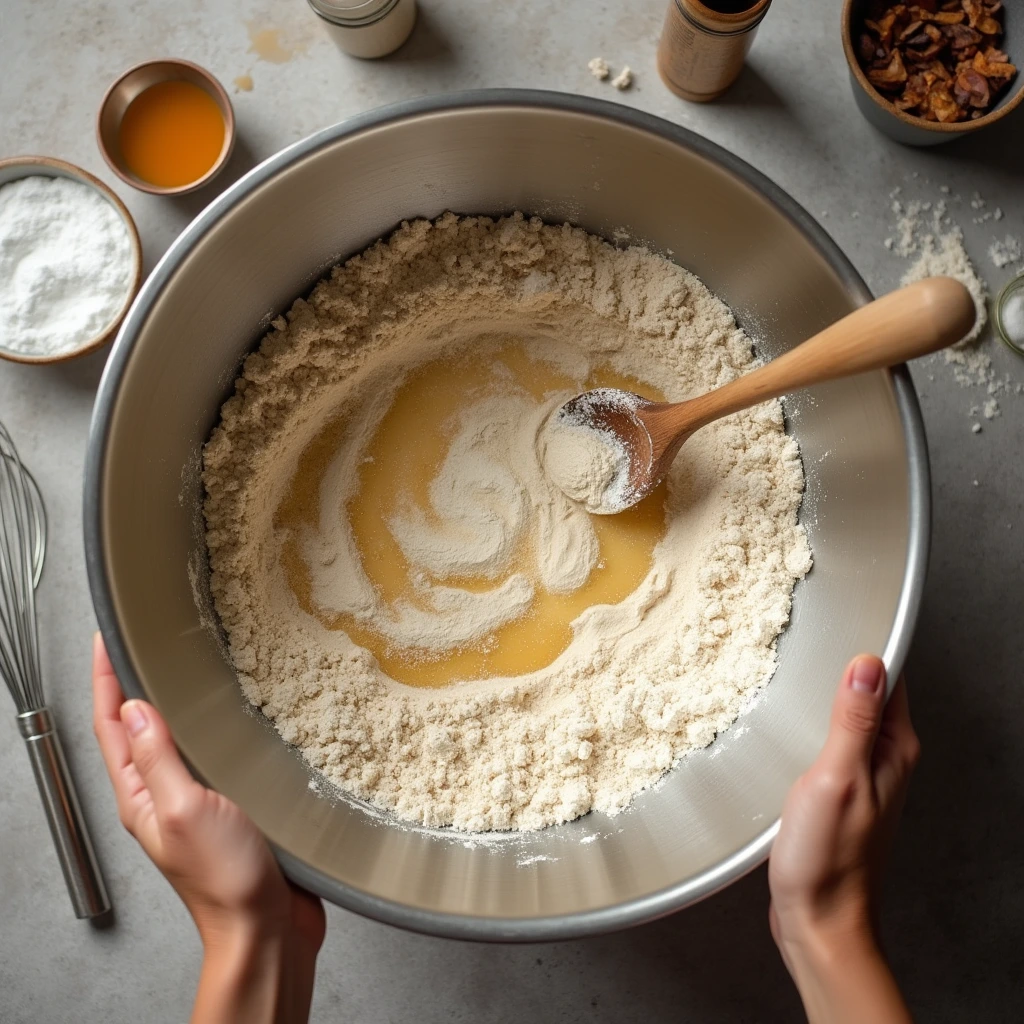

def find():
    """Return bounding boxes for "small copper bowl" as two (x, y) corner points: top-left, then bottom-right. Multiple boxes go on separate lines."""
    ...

(97, 58), (236, 196)
(0, 156), (142, 365)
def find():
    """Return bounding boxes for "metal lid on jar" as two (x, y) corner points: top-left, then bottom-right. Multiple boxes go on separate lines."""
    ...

(307, 0), (403, 27)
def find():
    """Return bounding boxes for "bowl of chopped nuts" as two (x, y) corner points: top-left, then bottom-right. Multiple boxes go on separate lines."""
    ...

(842, 0), (1022, 145)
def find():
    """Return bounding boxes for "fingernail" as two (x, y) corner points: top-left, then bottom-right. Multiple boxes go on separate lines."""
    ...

(121, 701), (149, 737)
(850, 657), (884, 694)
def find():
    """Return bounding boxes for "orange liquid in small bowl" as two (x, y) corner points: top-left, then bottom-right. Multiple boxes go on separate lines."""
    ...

(118, 80), (226, 189)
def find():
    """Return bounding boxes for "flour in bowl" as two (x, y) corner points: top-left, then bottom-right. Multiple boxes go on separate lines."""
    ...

(203, 213), (811, 831)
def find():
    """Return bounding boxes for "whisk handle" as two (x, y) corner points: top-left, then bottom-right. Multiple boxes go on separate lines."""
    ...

(18, 707), (111, 920)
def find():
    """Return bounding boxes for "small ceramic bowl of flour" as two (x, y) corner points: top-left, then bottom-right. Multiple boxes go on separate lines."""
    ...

(0, 156), (142, 364)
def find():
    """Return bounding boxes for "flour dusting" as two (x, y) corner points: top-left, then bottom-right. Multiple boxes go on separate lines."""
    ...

(891, 194), (1022, 398)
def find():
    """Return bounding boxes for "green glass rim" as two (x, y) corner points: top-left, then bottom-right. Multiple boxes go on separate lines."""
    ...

(994, 272), (1024, 358)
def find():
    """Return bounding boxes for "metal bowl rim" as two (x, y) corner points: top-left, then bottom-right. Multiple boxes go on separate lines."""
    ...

(83, 88), (930, 942)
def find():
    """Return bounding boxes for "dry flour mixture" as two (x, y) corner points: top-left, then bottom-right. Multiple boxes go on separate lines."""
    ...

(203, 213), (811, 831)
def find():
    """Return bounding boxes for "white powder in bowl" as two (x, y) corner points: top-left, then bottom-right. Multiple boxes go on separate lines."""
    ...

(999, 289), (1024, 349)
(203, 213), (812, 832)
(0, 175), (134, 357)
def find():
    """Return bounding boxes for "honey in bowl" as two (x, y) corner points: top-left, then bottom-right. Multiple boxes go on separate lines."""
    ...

(278, 344), (668, 689)
(118, 80), (226, 189)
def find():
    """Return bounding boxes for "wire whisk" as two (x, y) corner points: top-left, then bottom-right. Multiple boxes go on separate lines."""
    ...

(0, 420), (110, 919)
(0, 435), (46, 711)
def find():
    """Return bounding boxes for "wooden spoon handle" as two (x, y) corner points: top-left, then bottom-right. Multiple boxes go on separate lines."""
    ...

(674, 276), (975, 434)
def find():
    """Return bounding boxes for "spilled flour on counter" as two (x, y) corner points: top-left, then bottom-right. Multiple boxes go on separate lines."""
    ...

(891, 195), (1021, 400)
(892, 196), (987, 343)
(203, 213), (811, 831)
(989, 235), (1023, 271)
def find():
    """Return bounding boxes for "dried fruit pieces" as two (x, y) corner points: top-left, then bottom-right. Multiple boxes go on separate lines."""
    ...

(869, 48), (909, 87)
(955, 67), (990, 107)
(857, 1), (1017, 122)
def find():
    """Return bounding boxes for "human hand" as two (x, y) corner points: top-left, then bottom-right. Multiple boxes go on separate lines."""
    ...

(92, 634), (325, 1024)
(768, 654), (919, 1024)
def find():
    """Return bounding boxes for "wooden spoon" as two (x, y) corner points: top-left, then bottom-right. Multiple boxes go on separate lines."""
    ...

(558, 276), (975, 513)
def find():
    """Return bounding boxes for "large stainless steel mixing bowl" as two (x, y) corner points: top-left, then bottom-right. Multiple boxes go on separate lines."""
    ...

(85, 91), (928, 941)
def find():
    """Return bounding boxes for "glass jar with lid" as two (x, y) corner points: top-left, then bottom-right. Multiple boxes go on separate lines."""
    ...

(657, 0), (772, 102)
(307, 0), (417, 59)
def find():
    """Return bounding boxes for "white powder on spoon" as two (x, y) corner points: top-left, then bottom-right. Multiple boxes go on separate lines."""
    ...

(0, 175), (134, 357)
(541, 413), (632, 515)
(203, 213), (811, 832)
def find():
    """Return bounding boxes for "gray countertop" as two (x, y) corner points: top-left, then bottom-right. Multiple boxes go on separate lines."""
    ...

(1, 2), (1021, 1021)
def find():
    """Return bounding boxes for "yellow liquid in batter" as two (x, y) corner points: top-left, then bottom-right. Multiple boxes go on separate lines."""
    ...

(279, 345), (667, 688)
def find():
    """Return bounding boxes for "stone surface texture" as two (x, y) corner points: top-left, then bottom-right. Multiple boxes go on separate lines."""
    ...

(1, 2), (1022, 1022)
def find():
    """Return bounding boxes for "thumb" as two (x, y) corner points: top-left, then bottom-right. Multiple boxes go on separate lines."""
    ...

(120, 700), (198, 810)
(818, 655), (887, 779)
